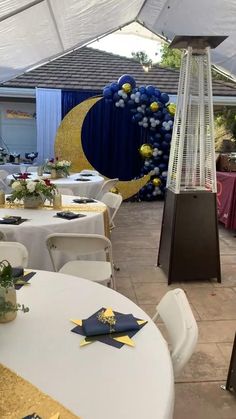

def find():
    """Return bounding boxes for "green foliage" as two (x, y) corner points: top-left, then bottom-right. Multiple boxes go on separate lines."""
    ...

(215, 107), (236, 139)
(159, 44), (182, 69)
(0, 259), (29, 319)
(131, 51), (152, 67)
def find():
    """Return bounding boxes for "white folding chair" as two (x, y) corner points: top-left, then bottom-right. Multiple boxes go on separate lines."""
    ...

(95, 178), (119, 200)
(0, 169), (11, 192)
(46, 233), (115, 288)
(100, 192), (122, 229)
(0, 241), (29, 267)
(26, 166), (38, 172)
(152, 288), (198, 377)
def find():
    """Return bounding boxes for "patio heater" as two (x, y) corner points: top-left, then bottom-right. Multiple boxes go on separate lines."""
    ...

(158, 36), (227, 285)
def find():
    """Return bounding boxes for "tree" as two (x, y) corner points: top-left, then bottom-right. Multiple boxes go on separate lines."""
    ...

(159, 44), (182, 69)
(131, 51), (152, 67)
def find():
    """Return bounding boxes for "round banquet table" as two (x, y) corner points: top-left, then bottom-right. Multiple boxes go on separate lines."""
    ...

(7, 172), (104, 198)
(0, 271), (174, 419)
(0, 195), (106, 270)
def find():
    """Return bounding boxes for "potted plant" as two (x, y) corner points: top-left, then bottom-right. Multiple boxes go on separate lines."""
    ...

(9, 178), (57, 208)
(0, 260), (29, 323)
(44, 158), (71, 179)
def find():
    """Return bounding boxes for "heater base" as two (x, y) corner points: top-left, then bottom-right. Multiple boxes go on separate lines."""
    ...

(157, 189), (221, 285)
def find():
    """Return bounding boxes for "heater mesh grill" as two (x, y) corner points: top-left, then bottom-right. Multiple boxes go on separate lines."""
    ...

(167, 47), (216, 193)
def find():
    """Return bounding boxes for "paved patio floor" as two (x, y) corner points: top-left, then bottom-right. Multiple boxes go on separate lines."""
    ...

(112, 201), (236, 419)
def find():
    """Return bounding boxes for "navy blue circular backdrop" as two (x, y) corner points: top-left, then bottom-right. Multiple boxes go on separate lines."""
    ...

(81, 97), (147, 181)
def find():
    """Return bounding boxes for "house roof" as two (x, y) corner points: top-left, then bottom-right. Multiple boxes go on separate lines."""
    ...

(2, 47), (236, 97)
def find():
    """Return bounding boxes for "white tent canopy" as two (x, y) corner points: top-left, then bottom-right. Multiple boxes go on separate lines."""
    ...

(0, 0), (236, 83)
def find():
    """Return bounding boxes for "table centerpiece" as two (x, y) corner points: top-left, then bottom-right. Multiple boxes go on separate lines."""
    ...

(9, 178), (57, 208)
(0, 260), (29, 323)
(44, 158), (71, 179)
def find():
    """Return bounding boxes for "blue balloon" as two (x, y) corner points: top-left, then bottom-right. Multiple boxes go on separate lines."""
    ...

(148, 136), (155, 144)
(118, 74), (136, 89)
(162, 141), (170, 150)
(134, 112), (143, 122)
(147, 183), (154, 192)
(110, 82), (119, 92)
(127, 99), (135, 107)
(162, 154), (169, 162)
(113, 92), (120, 102)
(153, 142), (160, 148)
(160, 93), (170, 103)
(103, 87), (112, 98)
(159, 163), (168, 171)
(139, 86), (146, 94)
(146, 85), (155, 96)
(162, 108), (168, 114)
(154, 89), (161, 98)
(140, 93), (149, 104)
(164, 114), (172, 121)
(164, 133), (172, 142)
(155, 133), (162, 140)
(154, 111), (163, 119)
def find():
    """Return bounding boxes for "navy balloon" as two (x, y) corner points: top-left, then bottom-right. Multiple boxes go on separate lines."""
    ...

(154, 88), (161, 98)
(160, 93), (170, 103)
(139, 86), (146, 94)
(103, 87), (112, 98)
(110, 82), (119, 92)
(164, 133), (172, 142)
(146, 85), (155, 96)
(127, 99), (135, 107)
(113, 92), (120, 102)
(118, 74), (136, 89)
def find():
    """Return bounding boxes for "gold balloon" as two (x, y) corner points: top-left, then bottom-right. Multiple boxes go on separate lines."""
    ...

(110, 186), (119, 194)
(139, 143), (153, 158)
(152, 177), (161, 187)
(150, 101), (159, 112)
(167, 103), (176, 116)
(122, 83), (132, 93)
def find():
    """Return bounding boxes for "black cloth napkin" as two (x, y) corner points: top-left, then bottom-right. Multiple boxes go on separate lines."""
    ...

(14, 271), (36, 290)
(55, 211), (86, 220)
(80, 173), (94, 177)
(22, 414), (41, 419)
(0, 217), (28, 225)
(75, 178), (91, 182)
(83, 312), (140, 336)
(73, 198), (96, 204)
(71, 308), (147, 348)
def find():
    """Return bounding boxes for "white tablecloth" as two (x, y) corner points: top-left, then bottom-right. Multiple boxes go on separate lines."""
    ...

(0, 196), (106, 270)
(0, 163), (32, 175)
(0, 271), (174, 419)
(7, 172), (104, 198)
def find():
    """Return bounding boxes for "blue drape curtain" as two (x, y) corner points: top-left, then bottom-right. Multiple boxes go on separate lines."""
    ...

(62, 90), (146, 181)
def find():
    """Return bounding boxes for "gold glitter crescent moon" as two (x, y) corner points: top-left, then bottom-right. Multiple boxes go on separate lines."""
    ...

(54, 96), (149, 199)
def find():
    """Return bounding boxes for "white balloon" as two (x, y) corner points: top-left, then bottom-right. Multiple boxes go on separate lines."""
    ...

(118, 90), (123, 96)
(137, 106), (142, 112)
(154, 167), (160, 174)
(120, 102), (125, 108)
(136, 91), (141, 96)
(156, 119), (160, 125)
(151, 122), (156, 127)
(150, 118), (154, 123)
(143, 117), (148, 122)
(158, 150), (163, 155)
(141, 104), (146, 109)
(130, 94), (135, 100)
(145, 160), (150, 166)
(152, 191), (158, 196)
(119, 99), (124, 104)
(138, 121), (143, 126)
(122, 92), (127, 99)
(135, 97), (140, 103)
(143, 122), (148, 128)
(162, 171), (168, 177)
(153, 151), (158, 157)
(115, 102), (120, 107)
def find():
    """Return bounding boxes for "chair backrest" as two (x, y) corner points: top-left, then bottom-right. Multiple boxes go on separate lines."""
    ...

(100, 192), (122, 227)
(96, 178), (119, 200)
(0, 231), (6, 241)
(0, 169), (9, 180)
(153, 288), (198, 377)
(56, 187), (74, 196)
(46, 233), (114, 272)
(80, 169), (99, 175)
(0, 241), (29, 267)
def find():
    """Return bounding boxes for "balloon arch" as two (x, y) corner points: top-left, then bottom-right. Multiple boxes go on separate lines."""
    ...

(103, 74), (176, 200)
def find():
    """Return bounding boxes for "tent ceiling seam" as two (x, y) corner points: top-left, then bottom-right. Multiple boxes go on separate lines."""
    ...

(0, 0), (44, 23)
(46, 0), (64, 50)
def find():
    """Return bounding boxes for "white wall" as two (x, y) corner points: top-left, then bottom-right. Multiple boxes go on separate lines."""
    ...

(0, 101), (36, 156)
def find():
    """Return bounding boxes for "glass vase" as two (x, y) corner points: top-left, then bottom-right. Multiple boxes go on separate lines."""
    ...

(0, 286), (17, 323)
(23, 196), (43, 209)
